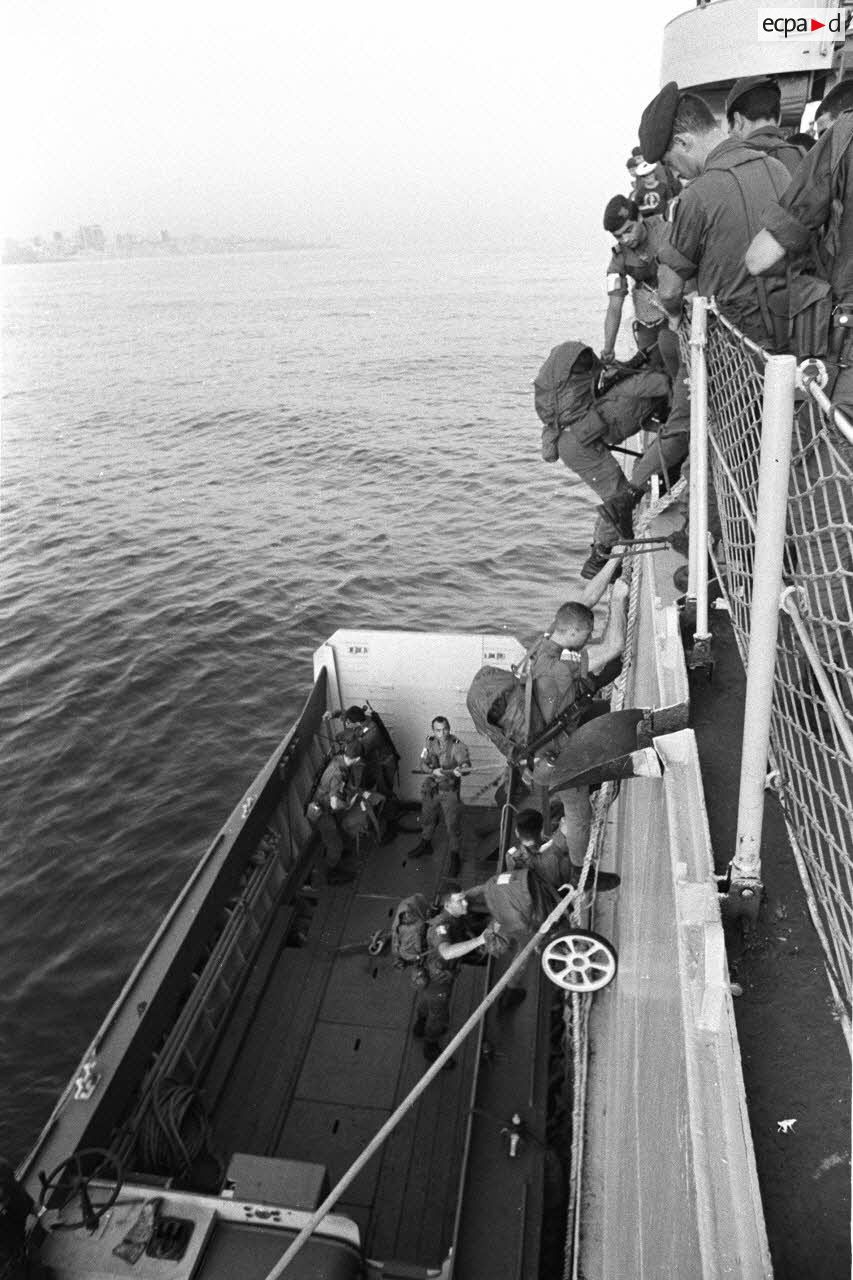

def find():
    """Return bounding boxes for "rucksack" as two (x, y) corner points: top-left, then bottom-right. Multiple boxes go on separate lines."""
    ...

(390, 894), (430, 968)
(533, 342), (603, 462)
(466, 665), (534, 761)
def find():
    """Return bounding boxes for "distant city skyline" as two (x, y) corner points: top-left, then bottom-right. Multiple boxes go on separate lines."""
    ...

(2, 0), (689, 252)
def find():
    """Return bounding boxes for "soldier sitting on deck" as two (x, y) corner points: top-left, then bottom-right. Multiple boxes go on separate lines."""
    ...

(323, 703), (398, 797)
(308, 743), (382, 885)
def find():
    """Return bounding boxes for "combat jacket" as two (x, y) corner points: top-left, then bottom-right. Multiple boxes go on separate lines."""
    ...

(424, 909), (467, 983)
(530, 638), (589, 727)
(316, 755), (362, 812)
(658, 137), (790, 345)
(420, 734), (471, 792)
(760, 112), (853, 309)
(606, 215), (669, 327)
(506, 842), (567, 890)
(743, 125), (805, 178)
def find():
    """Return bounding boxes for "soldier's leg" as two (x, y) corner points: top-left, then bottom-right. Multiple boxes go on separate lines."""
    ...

(316, 812), (343, 869)
(557, 428), (628, 505)
(411, 783), (440, 857)
(439, 790), (464, 878)
(556, 786), (592, 867)
(629, 356), (690, 493)
(422, 980), (456, 1063)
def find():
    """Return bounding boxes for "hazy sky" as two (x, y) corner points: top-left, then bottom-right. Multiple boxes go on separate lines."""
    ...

(3, 0), (689, 248)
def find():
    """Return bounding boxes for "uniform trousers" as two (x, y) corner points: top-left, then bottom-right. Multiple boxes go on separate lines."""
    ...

(420, 786), (463, 853)
(416, 976), (454, 1043)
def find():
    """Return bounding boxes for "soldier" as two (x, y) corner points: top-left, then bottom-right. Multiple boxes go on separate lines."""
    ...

(745, 84), (853, 419)
(534, 340), (671, 579)
(600, 194), (670, 363)
(745, 85), (853, 692)
(725, 76), (805, 177)
(412, 892), (487, 1066)
(409, 716), (471, 879)
(310, 743), (379, 885)
(530, 580), (630, 874)
(324, 704), (398, 797)
(638, 80), (790, 349)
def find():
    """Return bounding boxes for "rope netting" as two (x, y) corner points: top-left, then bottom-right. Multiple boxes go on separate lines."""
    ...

(694, 304), (853, 1022)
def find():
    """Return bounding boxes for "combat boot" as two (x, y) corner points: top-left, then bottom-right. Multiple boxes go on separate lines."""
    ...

(580, 543), (612, 580)
(423, 1040), (455, 1069)
(598, 485), (642, 542)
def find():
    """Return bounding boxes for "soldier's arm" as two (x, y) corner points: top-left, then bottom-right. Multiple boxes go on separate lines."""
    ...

(452, 739), (472, 776)
(586, 580), (629, 675)
(576, 555), (623, 608)
(602, 292), (625, 361)
(749, 130), (835, 269)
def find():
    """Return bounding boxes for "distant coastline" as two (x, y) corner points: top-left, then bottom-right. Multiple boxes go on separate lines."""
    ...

(2, 230), (332, 265)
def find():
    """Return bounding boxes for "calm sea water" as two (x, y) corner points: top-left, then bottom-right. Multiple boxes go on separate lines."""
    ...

(1, 246), (607, 1160)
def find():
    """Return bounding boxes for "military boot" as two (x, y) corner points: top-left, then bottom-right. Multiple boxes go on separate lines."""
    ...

(580, 543), (612, 580)
(598, 485), (642, 542)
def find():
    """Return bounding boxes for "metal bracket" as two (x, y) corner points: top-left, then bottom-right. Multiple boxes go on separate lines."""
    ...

(686, 634), (714, 677)
(719, 878), (764, 925)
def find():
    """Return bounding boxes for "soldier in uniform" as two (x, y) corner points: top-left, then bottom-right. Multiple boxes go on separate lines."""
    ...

(536, 340), (671, 579)
(725, 75), (805, 177)
(529, 579), (629, 874)
(746, 82), (853, 419)
(310, 743), (379, 885)
(409, 716), (471, 879)
(600, 194), (670, 363)
(638, 81), (790, 349)
(745, 84), (853, 691)
(324, 704), (397, 797)
(413, 892), (486, 1065)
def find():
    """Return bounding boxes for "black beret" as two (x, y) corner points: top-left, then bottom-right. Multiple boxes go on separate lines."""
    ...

(817, 77), (853, 120)
(603, 195), (639, 232)
(639, 81), (680, 164)
(725, 75), (779, 117)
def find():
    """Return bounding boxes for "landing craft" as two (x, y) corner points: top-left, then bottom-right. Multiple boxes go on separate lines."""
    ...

(4, 1), (851, 1276)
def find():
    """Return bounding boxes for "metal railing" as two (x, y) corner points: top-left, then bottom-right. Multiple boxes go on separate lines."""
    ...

(687, 299), (853, 1033)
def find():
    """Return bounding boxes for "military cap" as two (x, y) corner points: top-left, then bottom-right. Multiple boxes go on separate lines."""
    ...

(725, 74), (779, 118)
(603, 195), (639, 232)
(639, 80), (680, 164)
(634, 158), (656, 176)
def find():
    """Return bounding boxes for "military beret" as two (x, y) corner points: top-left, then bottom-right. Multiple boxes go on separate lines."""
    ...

(631, 145), (643, 157)
(639, 80), (680, 164)
(725, 75), (779, 117)
(816, 77), (853, 120)
(603, 195), (639, 232)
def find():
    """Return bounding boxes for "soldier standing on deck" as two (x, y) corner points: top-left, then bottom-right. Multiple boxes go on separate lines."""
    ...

(409, 716), (471, 880)
(638, 81), (790, 349)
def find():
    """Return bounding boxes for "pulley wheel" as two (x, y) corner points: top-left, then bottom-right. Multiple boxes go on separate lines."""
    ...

(541, 929), (618, 992)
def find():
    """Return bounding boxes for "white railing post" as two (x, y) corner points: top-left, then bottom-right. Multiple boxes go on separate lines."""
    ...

(687, 297), (711, 666)
(730, 354), (797, 903)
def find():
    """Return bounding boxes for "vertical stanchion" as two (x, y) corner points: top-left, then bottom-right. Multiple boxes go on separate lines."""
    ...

(687, 297), (712, 668)
(728, 353), (797, 916)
